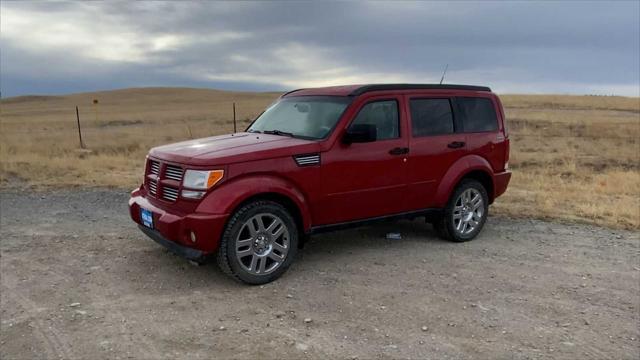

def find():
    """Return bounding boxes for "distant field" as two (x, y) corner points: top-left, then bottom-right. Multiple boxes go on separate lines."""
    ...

(1, 88), (638, 229)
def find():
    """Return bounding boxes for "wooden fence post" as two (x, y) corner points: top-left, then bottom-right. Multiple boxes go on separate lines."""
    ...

(233, 102), (237, 133)
(76, 106), (85, 149)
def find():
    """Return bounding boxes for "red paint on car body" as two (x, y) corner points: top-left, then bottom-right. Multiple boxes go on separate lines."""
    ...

(129, 84), (511, 256)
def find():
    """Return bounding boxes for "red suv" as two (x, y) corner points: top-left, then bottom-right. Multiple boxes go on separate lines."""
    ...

(129, 84), (511, 284)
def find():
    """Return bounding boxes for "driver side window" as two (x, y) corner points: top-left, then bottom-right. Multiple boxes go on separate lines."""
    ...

(349, 100), (399, 140)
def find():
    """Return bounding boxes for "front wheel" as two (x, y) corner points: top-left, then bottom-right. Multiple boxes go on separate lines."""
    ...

(435, 179), (489, 242)
(217, 200), (298, 284)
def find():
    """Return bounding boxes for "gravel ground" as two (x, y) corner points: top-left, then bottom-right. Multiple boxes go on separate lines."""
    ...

(1, 189), (638, 359)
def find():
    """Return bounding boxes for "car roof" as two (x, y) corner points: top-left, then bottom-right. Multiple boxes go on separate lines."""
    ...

(283, 84), (492, 97)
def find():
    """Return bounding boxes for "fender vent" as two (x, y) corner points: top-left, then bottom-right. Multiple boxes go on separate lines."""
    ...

(294, 153), (320, 167)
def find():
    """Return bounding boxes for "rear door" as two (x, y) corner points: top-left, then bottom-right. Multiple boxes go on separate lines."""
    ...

(405, 96), (466, 210)
(317, 95), (410, 224)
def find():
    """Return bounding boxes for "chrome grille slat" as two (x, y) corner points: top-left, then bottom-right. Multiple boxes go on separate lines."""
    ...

(148, 179), (157, 196)
(149, 160), (160, 175)
(165, 165), (183, 181)
(162, 186), (179, 202)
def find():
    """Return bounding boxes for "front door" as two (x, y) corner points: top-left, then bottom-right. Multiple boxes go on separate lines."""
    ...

(316, 95), (409, 225)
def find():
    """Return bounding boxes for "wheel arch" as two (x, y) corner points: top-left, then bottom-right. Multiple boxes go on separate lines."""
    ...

(458, 170), (494, 203)
(231, 192), (305, 240)
(435, 155), (496, 207)
(197, 174), (312, 233)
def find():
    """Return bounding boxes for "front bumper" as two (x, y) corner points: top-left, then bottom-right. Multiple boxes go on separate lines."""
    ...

(129, 189), (229, 256)
(138, 225), (207, 262)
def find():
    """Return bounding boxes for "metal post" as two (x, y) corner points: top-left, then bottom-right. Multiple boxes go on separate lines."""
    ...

(233, 102), (237, 133)
(75, 106), (85, 149)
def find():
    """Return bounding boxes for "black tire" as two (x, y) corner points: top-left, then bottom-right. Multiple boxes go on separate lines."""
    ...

(435, 179), (489, 242)
(217, 200), (298, 284)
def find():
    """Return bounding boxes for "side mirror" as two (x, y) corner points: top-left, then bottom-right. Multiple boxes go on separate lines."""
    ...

(343, 124), (377, 144)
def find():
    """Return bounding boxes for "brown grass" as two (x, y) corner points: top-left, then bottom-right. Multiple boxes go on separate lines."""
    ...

(1, 88), (638, 229)
(495, 95), (640, 229)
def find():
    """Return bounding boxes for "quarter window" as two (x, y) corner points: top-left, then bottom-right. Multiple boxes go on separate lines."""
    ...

(409, 98), (454, 137)
(349, 100), (399, 140)
(457, 97), (498, 132)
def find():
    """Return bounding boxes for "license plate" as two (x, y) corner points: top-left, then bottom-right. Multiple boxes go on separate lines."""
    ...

(140, 208), (154, 229)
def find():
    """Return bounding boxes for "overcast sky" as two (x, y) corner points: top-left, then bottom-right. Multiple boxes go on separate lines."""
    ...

(1, 1), (639, 97)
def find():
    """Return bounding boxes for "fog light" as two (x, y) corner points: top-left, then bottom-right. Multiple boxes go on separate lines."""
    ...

(190, 231), (197, 243)
(182, 190), (206, 199)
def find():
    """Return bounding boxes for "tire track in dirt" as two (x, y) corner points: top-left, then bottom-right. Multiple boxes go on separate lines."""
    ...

(1, 253), (166, 360)
(2, 190), (639, 359)
(1, 278), (72, 359)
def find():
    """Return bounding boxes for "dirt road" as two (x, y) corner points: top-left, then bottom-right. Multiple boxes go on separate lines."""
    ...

(1, 189), (638, 359)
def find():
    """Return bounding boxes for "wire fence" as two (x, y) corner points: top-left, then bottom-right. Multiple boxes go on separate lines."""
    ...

(4, 127), (637, 138)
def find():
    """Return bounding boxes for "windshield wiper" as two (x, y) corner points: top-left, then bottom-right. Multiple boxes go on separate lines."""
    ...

(262, 129), (296, 138)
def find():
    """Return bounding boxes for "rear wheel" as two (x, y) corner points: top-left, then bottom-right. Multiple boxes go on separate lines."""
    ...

(217, 200), (298, 284)
(435, 179), (488, 242)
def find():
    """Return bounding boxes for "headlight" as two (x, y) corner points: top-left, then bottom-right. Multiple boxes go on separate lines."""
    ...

(182, 169), (224, 199)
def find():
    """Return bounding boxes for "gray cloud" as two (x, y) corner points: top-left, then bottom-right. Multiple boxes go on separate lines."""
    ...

(1, 1), (638, 97)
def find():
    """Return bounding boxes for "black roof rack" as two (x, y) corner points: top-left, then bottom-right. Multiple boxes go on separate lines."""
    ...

(281, 88), (306, 97)
(349, 84), (491, 96)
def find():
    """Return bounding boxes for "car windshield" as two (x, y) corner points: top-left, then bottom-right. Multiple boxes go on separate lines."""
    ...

(248, 96), (352, 140)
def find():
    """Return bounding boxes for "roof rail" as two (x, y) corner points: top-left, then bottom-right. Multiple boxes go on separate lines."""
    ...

(349, 84), (491, 96)
(281, 88), (306, 97)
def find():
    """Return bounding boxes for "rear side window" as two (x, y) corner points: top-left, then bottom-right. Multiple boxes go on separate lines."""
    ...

(457, 97), (498, 132)
(409, 98), (454, 137)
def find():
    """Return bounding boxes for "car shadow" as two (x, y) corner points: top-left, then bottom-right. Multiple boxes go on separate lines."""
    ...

(128, 218), (446, 291)
(304, 218), (444, 250)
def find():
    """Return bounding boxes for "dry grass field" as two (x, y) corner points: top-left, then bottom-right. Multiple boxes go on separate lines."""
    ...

(1, 88), (638, 229)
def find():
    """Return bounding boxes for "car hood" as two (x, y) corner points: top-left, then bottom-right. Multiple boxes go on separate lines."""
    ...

(149, 132), (320, 166)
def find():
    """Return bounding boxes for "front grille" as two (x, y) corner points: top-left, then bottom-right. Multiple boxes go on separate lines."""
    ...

(148, 179), (157, 196)
(146, 159), (185, 202)
(162, 186), (179, 202)
(165, 164), (183, 181)
(149, 160), (160, 175)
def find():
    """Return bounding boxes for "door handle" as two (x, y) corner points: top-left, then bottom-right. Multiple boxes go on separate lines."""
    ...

(389, 147), (409, 155)
(447, 141), (465, 149)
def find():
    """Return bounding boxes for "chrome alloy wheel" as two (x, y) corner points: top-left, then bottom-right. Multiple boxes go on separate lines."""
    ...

(235, 213), (290, 275)
(452, 188), (484, 236)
